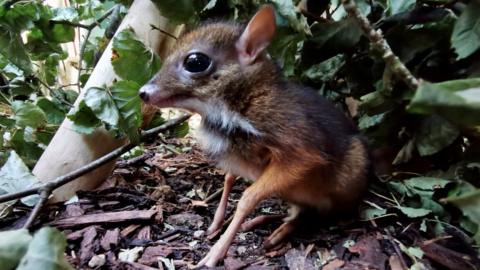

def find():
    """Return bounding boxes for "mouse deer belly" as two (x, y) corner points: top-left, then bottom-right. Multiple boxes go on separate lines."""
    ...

(196, 125), (268, 181)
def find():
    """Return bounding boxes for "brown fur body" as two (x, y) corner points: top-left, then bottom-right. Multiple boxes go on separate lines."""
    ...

(172, 22), (369, 212)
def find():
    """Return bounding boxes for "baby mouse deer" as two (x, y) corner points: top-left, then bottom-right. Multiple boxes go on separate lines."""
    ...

(139, 5), (370, 267)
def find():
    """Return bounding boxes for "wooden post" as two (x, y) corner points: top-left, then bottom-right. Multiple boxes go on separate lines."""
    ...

(33, 0), (178, 202)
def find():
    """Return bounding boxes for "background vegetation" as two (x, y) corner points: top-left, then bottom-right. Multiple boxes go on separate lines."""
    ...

(1, 0), (480, 268)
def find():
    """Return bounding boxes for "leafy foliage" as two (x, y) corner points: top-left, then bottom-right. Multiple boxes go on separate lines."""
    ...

(0, 227), (73, 270)
(0, 0), (127, 166)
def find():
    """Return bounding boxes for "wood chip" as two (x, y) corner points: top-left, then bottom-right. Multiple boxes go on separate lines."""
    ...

(52, 210), (157, 228)
(136, 226), (152, 240)
(224, 257), (248, 270)
(348, 234), (388, 270)
(389, 255), (407, 270)
(79, 226), (99, 266)
(121, 224), (141, 237)
(100, 228), (120, 251)
(284, 248), (316, 270)
(65, 204), (85, 217)
(138, 245), (173, 266)
(421, 241), (476, 270)
(322, 259), (345, 270)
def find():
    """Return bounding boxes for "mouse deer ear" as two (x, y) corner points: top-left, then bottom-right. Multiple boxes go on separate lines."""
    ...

(236, 5), (276, 66)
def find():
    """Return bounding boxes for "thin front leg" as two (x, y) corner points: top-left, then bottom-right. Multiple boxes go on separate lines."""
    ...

(196, 163), (287, 267)
(206, 173), (237, 235)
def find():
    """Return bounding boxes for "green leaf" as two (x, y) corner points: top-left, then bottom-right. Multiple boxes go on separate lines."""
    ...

(0, 229), (32, 270)
(17, 227), (73, 270)
(202, 0), (217, 12)
(49, 24), (75, 43)
(36, 97), (66, 125)
(360, 207), (387, 220)
(408, 79), (480, 126)
(271, 0), (310, 35)
(12, 101), (47, 128)
(110, 80), (142, 141)
(51, 7), (78, 21)
(111, 29), (162, 85)
(358, 112), (387, 130)
(84, 87), (119, 126)
(67, 100), (101, 134)
(150, 0), (195, 24)
(0, 27), (32, 74)
(404, 177), (451, 191)
(303, 55), (345, 83)
(331, 0), (371, 20)
(444, 190), (480, 229)
(415, 116), (459, 156)
(9, 130), (44, 167)
(451, 1), (480, 59)
(396, 206), (431, 218)
(420, 197), (444, 215)
(0, 151), (40, 206)
(386, 0), (416, 16)
(166, 121), (189, 138)
(309, 17), (362, 52)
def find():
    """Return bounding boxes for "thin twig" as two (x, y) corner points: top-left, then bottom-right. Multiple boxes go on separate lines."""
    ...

(22, 188), (50, 229)
(0, 114), (191, 205)
(149, 24), (178, 40)
(342, 0), (419, 90)
(384, 229), (409, 270)
(75, 5), (118, 91)
(37, 79), (73, 107)
(204, 188), (224, 204)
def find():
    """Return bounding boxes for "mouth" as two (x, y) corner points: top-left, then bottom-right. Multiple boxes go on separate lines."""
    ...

(149, 93), (191, 108)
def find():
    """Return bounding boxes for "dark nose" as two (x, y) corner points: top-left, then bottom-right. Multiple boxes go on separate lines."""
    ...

(139, 89), (149, 102)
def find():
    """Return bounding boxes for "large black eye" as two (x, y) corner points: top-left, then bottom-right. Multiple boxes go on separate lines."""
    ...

(183, 52), (212, 73)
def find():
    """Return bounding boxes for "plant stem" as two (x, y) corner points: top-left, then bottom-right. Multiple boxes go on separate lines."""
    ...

(0, 114), (191, 207)
(342, 0), (419, 90)
(75, 5), (118, 92)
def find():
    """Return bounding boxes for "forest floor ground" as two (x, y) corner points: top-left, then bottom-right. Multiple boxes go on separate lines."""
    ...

(1, 135), (478, 270)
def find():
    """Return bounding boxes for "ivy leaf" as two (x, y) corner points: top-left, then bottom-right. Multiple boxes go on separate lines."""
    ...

(396, 206), (432, 218)
(110, 80), (142, 142)
(67, 100), (101, 134)
(84, 87), (119, 126)
(331, 0), (371, 20)
(17, 227), (73, 270)
(451, 1), (480, 59)
(36, 97), (66, 125)
(12, 101), (47, 128)
(404, 177), (451, 192)
(111, 29), (162, 85)
(415, 115), (459, 156)
(360, 207), (387, 220)
(0, 151), (40, 206)
(271, 0), (310, 35)
(9, 130), (44, 167)
(358, 112), (387, 130)
(0, 27), (32, 74)
(150, 0), (196, 24)
(303, 55), (345, 83)
(408, 79), (480, 126)
(0, 229), (32, 270)
(386, 0), (416, 16)
(309, 18), (362, 53)
(444, 189), (480, 244)
(51, 7), (78, 21)
(166, 121), (189, 138)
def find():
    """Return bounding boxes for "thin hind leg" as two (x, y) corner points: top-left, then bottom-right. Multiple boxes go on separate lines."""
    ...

(263, 204), (302, 249)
